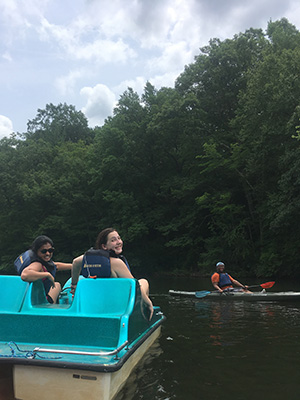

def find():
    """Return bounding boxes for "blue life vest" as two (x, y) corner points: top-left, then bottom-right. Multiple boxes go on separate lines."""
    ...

(14, 250), (35, 274)
(14, 249), (57, 295)
(218, 272), (232, 288)
(81, 248), (111, 278)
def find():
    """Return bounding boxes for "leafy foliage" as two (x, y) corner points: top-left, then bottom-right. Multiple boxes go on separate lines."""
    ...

(1, 19), (300, 278)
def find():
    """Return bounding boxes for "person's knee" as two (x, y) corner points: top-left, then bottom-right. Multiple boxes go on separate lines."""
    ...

(139, 278), (148, 286)
(139, 278), (149, 293)
(48, 282), (61, 304)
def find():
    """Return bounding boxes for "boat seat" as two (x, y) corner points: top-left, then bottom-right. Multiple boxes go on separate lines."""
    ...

(21, 278), (136, 316)
(0, 311), (122, 348)
(72, 278), (136, 316)
(1, 279), (137, 348)
(21, 280), (74, 313)
(0, 276), (29, 312)
(0, 276), (153, 349)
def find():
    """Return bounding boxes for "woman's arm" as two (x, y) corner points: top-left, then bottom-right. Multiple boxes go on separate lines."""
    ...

(55, 262), (72, 271)
(110, 258), (134, 278)
(71, 255), (83, 292)
(21, 262), (55, 287)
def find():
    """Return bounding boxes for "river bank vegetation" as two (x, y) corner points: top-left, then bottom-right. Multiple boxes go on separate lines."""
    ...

(1, 18), (300, 278)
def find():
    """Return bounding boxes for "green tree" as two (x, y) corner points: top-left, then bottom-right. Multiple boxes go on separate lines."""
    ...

(173, 27), (268, 272)
(231, 19), (300, 275)
(0, 104), (95, 271)
(25, 103), (93, 144)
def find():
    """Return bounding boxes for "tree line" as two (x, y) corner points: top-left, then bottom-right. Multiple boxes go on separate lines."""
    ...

(1, 18), (300, 278)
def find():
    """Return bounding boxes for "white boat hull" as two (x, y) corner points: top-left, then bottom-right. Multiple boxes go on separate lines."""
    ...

(169, 289), (300, 301)
(14, 326), (161, 400)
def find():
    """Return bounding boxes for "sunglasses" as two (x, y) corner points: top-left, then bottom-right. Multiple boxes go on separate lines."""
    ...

(40, 248), (55, 254)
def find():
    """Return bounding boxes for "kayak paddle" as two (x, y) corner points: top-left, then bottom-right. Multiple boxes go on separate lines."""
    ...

(195, 281), (275, 299)
(248, 281), (275, 289)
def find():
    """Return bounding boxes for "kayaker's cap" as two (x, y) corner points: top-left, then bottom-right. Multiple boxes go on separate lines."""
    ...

(216, 262), (225, 268)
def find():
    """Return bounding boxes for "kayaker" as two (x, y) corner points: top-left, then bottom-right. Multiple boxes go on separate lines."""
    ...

(17, 235), (72, 303)
(211, 262), (251, 293)
(71, 228), (154, 320)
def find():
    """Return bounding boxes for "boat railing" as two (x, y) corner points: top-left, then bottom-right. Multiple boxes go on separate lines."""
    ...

(32, 340), (129, 358)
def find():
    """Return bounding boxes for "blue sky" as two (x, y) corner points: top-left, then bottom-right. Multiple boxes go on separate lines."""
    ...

(1, 0), (299, 138)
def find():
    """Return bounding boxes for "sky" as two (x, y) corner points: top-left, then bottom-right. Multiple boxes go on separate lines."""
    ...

(1, 0), (300, 139)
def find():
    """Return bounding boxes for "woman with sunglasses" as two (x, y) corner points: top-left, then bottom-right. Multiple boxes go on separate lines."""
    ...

(20, 235), (72, 303)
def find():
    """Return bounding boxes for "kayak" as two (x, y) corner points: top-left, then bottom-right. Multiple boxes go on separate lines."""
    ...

(0, 275), (165, 400)
(169, 289), (300, 301)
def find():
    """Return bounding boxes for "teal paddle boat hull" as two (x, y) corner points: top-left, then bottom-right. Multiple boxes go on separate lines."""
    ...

(169, 289), (300, 301)
(0, 276), (165, 400)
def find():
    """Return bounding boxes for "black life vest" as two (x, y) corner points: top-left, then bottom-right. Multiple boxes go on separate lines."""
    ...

(81, 248), (111, 278)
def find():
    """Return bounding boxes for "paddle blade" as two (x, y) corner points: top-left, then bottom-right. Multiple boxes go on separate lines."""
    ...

(195, 291), (211, 298)
(260, 281), (275, 289)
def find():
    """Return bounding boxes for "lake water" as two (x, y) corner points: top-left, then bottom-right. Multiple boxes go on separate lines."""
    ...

(116, 276), (300, 400)
(1, 276), (300, 399)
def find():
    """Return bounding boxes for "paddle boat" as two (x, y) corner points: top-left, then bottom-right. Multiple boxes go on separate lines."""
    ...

(0, 275), (165, 400)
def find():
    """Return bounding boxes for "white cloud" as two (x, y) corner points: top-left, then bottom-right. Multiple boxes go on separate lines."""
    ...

(0, 0), (47, 44)
(81, 84), (116, 127)
(2, 52), (13, 62)
(2, 0), (300, 134)
(115, 76), (147, 97)
(55, 70), (84, 96)
(74, 38), (136, 64)
(147, 41), (193, 75)
(38, 17), (136, 64)
(81, 0), (172, 46)
(285, 1), (300, 26)
(0, 116), (13, 139)
(150, 72), (180, 90)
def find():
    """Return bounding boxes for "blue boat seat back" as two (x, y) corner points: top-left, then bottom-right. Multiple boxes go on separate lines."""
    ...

(21, 280), (72, 313)
(72, 278), (136, 315)
(19, 279), (49, 312)
(0, 276), (29, 312)
(28, 279), (49, 306)
(21, 278), (137, 316)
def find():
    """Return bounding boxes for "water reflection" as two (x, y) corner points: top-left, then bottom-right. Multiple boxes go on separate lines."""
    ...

(194, 299), (300, 349)
(188, 297), (300, 399)
(116, 339), (166, 400)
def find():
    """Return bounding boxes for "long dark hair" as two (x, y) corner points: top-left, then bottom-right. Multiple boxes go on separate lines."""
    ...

(95, 228), (116, 249)
(31, 235), (54, 254)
